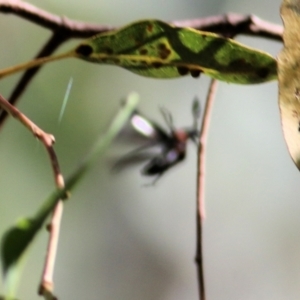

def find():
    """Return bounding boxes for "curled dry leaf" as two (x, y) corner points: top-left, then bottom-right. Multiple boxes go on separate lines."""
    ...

(278, 0), (300, 168)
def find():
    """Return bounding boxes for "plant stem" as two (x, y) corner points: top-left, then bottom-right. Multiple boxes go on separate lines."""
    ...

(0, 52), (72, 79)
(196, 79), (218, 300)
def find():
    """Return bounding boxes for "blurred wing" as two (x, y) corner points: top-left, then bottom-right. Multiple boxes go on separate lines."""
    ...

(113, 108), (172, 173)
(116, 109), (170, 146)
(130, 111), (170, 141)
(112, 143), (162, 172)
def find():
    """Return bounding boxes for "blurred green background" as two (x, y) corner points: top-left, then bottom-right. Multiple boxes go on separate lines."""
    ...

(1, 0), (298, 300)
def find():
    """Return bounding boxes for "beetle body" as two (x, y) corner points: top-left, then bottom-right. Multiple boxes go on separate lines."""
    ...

(116, 98), (200, 183)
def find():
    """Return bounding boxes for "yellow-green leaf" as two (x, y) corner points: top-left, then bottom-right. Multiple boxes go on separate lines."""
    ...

(74, 19), (277, 84)
(278, 0), (300, 168)
(0, 19), (277, 84)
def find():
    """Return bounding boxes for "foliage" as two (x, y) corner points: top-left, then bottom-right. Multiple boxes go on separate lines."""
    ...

(0, 1), (292, 300)
(75, 19), (277, 84)
(0, 20), (277, 85)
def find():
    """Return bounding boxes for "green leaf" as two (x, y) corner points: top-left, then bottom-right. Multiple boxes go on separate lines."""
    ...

(0, 19), (277, 84)
(2, 219), (32, 273)
(74, 19), (277, 84)
(1, 218), (43, 299)
(1, 92), (139, 297)
(278, 0), (300, 168)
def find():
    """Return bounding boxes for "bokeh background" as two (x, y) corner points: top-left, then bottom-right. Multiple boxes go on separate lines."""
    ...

(1, 0), (298, 300)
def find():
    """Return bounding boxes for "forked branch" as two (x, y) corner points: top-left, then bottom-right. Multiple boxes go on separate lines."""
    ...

(0, 94), (64, 299)
(0, 0), (283, 126)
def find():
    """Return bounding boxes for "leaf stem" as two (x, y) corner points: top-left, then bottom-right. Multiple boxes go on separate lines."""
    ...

(0, 51), (73, 80)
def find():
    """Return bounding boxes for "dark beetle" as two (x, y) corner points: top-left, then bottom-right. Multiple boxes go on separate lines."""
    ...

(116, 98), (200, 183)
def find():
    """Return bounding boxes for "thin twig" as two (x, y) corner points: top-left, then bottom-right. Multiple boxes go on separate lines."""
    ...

(0, 0), (283, 127)
(196, 79), (218, 300)
(0, 94), (64, 299)
(0, 1), (283, 40)
(0, 0), (114, 36)
(0, 94), (61, 181)
(38, 201), (63, 300)
(0, 51), (72, 80)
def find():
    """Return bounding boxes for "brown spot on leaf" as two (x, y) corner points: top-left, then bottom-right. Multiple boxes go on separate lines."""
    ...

(160, 50), (171, 59)
(139, 48), (148, 55)
(158, 43), (167, 50)
(159, 49), (171, 59)
(177, 66), (189, 76)
(190, 69), (202, 78)
(75, 44), (93, 56)
(147, 23), (154, 32)
(157, 43), (171, 59)
(152, 62), (163, 68)
(256, 67), (269, 79)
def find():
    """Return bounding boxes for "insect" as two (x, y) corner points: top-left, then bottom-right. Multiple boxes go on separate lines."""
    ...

(115, 98), (201, 183)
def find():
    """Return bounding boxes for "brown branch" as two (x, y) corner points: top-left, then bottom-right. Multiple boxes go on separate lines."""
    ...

(0, 93), (64, 299)
(0, 0), (114, 36)
(196, 79), (218, 300)
(172, 14), (283, 40)
(0, 0), (283, 127)
(38, 201), (63, 300)
(0, 94), (62, 183)
(0, 1), (283, 40)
